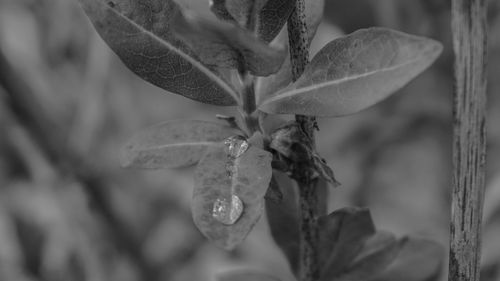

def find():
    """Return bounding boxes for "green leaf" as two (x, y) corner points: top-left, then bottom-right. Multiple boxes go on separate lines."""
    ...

(265, 171), (300, 274)
(172, 11), (287, 76)
(328, 232), (403, 281)
(210, 0), (295, 42)
(318, 207), (376, 280)
(259, 27), (443, 116)
(121, 120), (238, 169)
(192, 142), (272, 250)
(255, 0), (324, 103)
(370, 237), (444, 281)
(77, 0), (238, 105)
(217, 271), (281, 281)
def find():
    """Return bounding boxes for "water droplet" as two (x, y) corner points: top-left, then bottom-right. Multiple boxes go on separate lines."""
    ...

(212, 195), (244, 225)
(224, 135), (249, 159)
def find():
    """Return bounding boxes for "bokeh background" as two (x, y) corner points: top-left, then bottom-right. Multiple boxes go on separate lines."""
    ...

(1, 0), (500, 280)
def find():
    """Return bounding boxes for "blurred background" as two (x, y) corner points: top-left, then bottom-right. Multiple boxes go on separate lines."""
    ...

(0, 0), (500, 280)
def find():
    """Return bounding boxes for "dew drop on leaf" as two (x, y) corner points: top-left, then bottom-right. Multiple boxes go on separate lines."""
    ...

(224, 135), (249, 158)
(212, 195), (244, 225)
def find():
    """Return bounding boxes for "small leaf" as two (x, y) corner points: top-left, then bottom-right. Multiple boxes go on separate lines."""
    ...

(264, 176), (283, 203)
(210, 0), (295, 42)
(192, 142), (272, 249)
(259, 27), (443, 116)
(121, 120), (238, 169)
(329, 232), (403, 281)
(312, 153), (340, 187)
(265, 171), (300, 274)
(172, 10), (287, 76)
(318, 207), (376, 280)
(370, 237), (444, 281)
(77, 0), (238, 105)
(255, 0), (325, 103)
(217, 271), (281, 281)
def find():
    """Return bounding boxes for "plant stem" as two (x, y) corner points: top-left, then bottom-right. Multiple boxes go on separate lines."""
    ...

(449, 0), (488, 281)
(287, 1), (322, 281)
(240, 72), (260, 135)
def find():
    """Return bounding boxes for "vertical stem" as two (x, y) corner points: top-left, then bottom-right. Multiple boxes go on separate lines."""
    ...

(449, 1), (488, 281)
(240, 72), (260, 135)
(287, 1), (322, 281)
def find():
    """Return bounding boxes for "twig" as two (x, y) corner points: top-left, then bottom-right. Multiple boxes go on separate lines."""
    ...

(449, 1), (488, 281)
(287, 1), (322, 281)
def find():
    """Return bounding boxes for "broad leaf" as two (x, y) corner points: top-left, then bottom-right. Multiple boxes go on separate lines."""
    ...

(255, 0), (325, 103)
(121, 120), (238, 169)
(192, 142), (272, 249)
(218, 271), (281, 281)
(77, 0), (238, 105)
(265, 171), (300, 274)
(259, 27), (443, 116)
(328, 232), (403, 281)
(172, 10), (286, 76)
(318, 207), (376, 279)
(210, 0), (295, 43)
(370, 237), (444, 281)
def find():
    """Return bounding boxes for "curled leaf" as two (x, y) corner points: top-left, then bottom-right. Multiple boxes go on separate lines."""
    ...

(192, 142), (272, 249)
(259, 27), (443, 116)
(121, 120), (238, 169)
(172, 10), (287, 76)
(77, 0), (238, 105)
(210, 0), (295, 42)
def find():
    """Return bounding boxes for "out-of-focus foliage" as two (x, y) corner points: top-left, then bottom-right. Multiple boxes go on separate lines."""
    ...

(0, 1), (500, 281)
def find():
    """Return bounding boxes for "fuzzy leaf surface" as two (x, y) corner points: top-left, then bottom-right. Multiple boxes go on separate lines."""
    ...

(210, 0), (295, 42)
(172, 12), (286, 76)
(77, 0), (238, 105)
(255, 0), (324, 103)
(259, 27), (443, 116)
(318, 207), (376, 279)
(192, 143), (272, 249)
(121, 120), (237, 169)
(217, 271), (281, 281)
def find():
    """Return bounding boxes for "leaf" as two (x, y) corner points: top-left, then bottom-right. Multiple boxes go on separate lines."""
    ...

(305, 0), (325, 43)
(259, 27), (443, 116)
(223, 0), (268, 28)
(264, 176), (283, 203)
(77, 0), (239, 105)
(370, 237), (444, 281)
(255, 0), (325, 103)
(217, 271), (281, 281)
(265, 171), (300, 274)
(172, 10), (287, 76)
(210, 0), (295, 42)
(192, 142), (272, 250)
(121, 120), (238, 169)
(312, 153), (340, 187)
(318, 207), (376, 280)
(329, 232), (403, 281)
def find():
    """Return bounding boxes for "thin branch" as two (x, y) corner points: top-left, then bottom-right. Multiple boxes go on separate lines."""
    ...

(287, 1), (322, 281)
(449, 0), (488, 281)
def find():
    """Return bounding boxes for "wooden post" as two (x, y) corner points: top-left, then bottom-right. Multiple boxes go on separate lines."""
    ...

(449, 0), (488, 281)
